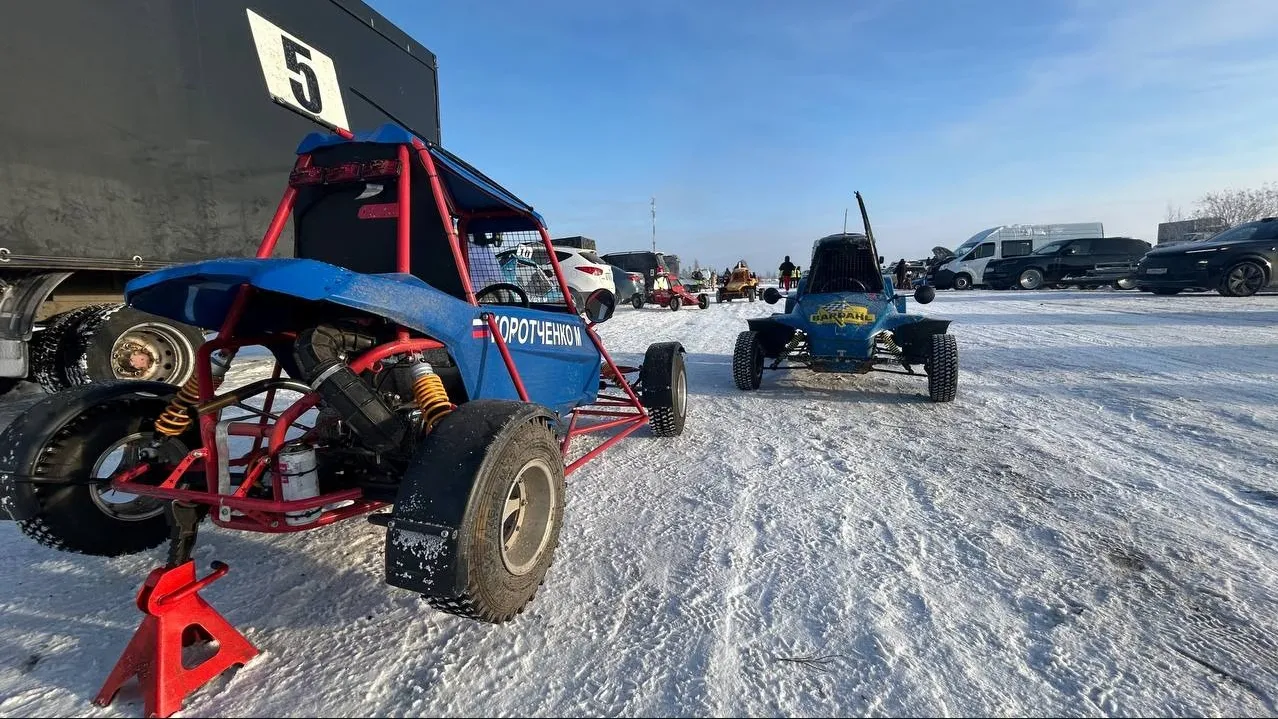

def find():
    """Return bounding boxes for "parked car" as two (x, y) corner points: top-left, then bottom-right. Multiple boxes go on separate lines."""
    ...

(609, 265), (645, 307)
(931, 222), (1104, 289)
(553, 246), (616, 304)
(983, 237), (1152, 290)
(1136, 218), (1278, 296)
(498, 243), (615, 308)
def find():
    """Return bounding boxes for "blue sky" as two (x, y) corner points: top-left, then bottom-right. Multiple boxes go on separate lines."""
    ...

(368, 0), (1278, 270)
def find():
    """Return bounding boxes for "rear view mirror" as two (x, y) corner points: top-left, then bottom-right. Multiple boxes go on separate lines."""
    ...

(583, 288), (616, 323)
(763, 287), (782, 304)
(914, 285), (936, 304)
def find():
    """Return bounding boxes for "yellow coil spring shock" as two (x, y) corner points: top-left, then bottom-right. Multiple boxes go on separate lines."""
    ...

(154, 350), (235, 437)
(411, 360), (453, 431)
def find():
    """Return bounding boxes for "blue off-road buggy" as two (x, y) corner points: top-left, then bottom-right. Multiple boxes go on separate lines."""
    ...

(0, 124), (690, 716)
(733, 193), (957, 402)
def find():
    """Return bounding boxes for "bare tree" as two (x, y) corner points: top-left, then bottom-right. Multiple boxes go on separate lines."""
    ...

(1194, 182), (1278, 227)
(1165, 203), (1188, 223)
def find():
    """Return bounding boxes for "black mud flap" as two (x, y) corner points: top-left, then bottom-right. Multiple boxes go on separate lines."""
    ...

(891, 319), (953, 364)
(384, 399), (554, 597)
(745, 317), (797, 358)
(0, 380), (179, 521)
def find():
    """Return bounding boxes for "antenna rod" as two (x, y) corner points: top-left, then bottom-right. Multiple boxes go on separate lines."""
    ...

(651, 197), (657, 253)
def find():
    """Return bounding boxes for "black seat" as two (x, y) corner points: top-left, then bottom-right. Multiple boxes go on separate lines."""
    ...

(291, 142), (468, 300)
(807, 234), (884, 294)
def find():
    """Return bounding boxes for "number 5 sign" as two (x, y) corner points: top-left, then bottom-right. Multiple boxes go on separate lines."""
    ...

(246, 8), (350, 133)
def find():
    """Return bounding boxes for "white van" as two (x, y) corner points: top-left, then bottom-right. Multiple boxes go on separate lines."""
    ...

(931, 222), (1104, 289)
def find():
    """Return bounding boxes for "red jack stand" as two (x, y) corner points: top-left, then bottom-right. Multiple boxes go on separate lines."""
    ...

(94, 560), (259, 718)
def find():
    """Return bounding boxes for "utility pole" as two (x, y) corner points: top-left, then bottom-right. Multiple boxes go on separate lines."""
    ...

(650, 197), (657, 253)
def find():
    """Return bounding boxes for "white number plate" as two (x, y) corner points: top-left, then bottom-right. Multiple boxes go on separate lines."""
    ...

(1145, 267), (1168, 274)
(246, 9), (350, 133)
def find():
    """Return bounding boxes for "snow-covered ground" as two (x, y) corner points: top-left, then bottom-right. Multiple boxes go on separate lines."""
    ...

(2, 289), (1276, 717)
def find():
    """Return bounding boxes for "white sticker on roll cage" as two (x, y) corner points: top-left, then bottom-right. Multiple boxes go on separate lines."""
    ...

(475, 317), (583, 347)
(246, 8), (350, 132)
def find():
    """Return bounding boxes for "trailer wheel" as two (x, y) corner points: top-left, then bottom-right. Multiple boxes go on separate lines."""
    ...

(732, 330), (763, 391)
(641, 342), (687, 437)
(63, 305), (206, 387)
(403, 402), (565, 624)
(29, 304), (115, 392)
(925, 334), (958, 403)
(2, 382), (200, 556)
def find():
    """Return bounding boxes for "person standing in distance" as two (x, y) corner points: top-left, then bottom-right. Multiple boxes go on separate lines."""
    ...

(779, 255), (795, 291)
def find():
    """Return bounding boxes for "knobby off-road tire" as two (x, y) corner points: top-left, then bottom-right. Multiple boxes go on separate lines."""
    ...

(733, 330), (763, 391)
(697, 294), (709, 310)
(29, 303), (115, 392)
(31, 304), (206, 391)
(631, 294), (645, 310)
(925, 333), (958, 403)
(641, 342), (687, 437)
(2, 381), (199, 556)
(403, 401), (566, 623)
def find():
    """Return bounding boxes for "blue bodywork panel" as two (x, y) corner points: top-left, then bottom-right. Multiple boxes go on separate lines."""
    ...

(126, 259), (600, 418)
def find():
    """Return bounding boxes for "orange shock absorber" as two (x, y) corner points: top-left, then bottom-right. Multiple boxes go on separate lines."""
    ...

(154, 350), (235, 437)
(411, 360), (453, 431)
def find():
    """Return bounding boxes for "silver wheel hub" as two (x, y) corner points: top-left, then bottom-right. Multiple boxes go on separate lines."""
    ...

(111, 322), (196, 383)
(87, 432), (169, 521)
(500, 458), (557, 576)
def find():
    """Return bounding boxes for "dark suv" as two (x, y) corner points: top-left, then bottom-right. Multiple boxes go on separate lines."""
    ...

(983, 236), (1152, 290)
(1136, 218), (1278, 296)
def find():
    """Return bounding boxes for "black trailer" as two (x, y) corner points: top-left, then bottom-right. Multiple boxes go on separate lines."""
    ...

(0, 0), (440, 394)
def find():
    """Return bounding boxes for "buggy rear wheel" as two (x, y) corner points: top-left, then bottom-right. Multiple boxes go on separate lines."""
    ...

(0, 381), (200, 556)
(397, 401), (565, 624)
(925, 334), (958, 403)
(733, 330), (763, 391)
(668, 296), (681, 311)
(640, 342), (687, 437)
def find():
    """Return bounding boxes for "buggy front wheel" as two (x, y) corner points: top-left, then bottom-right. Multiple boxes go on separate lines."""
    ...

(925, 334), (958, 403)
(640, 342), (687, 437)
(668, 296), (682, 311)
(733, 331), (763, 390)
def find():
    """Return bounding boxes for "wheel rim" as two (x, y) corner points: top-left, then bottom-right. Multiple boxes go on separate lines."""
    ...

(956, 276), (969, 289)
(500, 458), (558, 576)
(1227, 264), (1264, 295)
(111, 322), (197, 383)
(1019, 269), (1043, 290)
(1117, 278), (1135, 290)
(87, 432), (168, 521)
(673, 363), (687, 418)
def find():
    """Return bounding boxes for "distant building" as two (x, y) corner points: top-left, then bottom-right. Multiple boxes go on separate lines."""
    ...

(1157, 217), (1228, 246)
